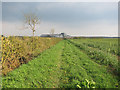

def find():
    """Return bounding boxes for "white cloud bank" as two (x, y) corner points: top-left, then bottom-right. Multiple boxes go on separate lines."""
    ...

(2, 20), (118, 37)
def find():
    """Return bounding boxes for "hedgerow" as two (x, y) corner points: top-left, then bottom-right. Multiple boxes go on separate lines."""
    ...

(2, 36), (62, 75)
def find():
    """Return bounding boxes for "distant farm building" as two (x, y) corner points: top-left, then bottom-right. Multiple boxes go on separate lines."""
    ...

(40, 33), (72, 38)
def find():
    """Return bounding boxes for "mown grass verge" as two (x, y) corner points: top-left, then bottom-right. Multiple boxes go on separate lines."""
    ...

(2, 40), (64, 88)
(59, 40), (118, 88)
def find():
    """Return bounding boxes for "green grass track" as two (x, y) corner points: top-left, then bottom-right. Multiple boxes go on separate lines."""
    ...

(2, 40), (118, 88)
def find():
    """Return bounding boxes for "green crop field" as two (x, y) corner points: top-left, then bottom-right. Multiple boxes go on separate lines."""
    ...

(2, 38), (119, 88)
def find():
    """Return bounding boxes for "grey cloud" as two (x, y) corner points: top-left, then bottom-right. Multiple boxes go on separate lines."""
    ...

(2, 2), (118, 36)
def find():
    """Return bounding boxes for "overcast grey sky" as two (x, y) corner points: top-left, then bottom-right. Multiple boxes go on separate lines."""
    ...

(2, 2), (118, 36)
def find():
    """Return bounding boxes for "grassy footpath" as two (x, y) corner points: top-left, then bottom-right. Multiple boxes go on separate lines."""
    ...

(2, 40), (118, 88)
(59, 40), (118, 88)
(2, 41), (64, 88)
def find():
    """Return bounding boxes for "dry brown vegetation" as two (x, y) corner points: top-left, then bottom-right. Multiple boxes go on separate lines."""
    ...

(2, 36), (62, 75)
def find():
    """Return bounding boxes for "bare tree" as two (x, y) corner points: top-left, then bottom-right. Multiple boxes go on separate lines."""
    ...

(50, 28), (55, 37)
(24, 12), (40, 37)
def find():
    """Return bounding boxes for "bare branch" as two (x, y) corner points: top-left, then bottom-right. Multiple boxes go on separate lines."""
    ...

(23, 12), (40, 36)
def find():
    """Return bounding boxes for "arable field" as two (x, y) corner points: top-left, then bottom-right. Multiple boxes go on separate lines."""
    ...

(2, 38), (119, 88)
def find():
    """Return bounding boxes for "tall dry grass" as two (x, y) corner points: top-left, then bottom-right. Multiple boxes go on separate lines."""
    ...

(2, 36), (62, 75)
